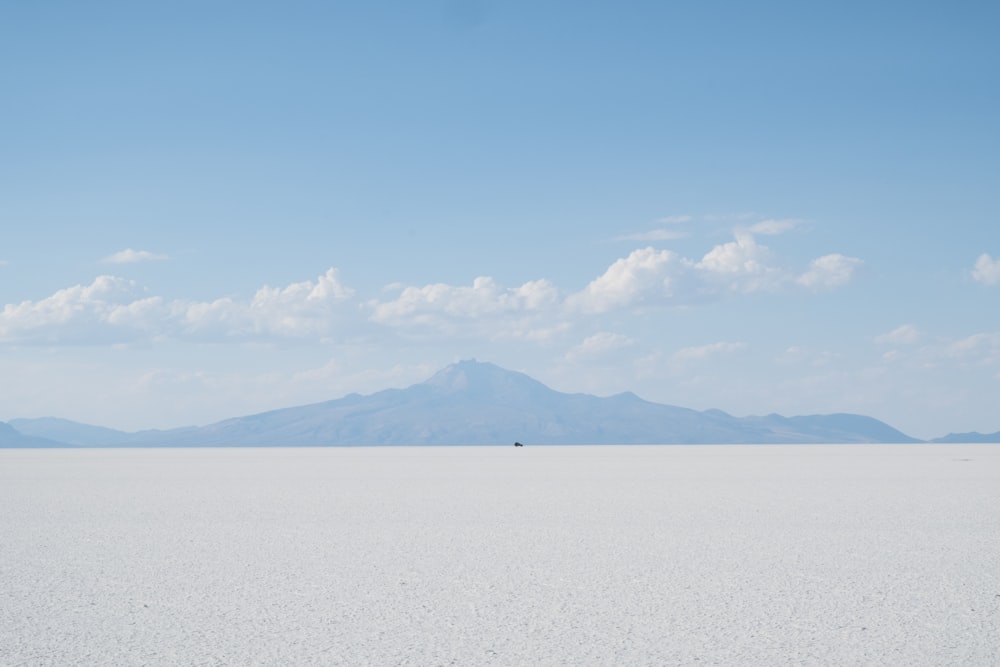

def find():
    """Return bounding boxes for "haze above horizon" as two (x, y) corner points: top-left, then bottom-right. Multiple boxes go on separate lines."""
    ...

(2, 1), (998, 440)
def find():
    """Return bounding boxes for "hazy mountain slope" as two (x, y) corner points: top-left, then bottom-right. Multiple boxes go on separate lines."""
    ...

(5, 360), (924, 446)
(930, 431), (1000, 443)
(118, 360), (920, 446)
(9, 417), (132, 446)
(742, 413), (921, 444)
(0, 421), (68, 448)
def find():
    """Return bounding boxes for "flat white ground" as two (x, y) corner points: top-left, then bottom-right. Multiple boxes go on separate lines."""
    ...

(1, 445), (998, 666)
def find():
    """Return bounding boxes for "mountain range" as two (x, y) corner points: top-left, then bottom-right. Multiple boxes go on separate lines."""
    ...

(2, 359), (994, 447)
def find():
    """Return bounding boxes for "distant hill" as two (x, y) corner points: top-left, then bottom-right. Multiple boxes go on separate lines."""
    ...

(4, 360), (922, 446)
(930, 431), (1000, 443)
(0, 421), (67, 448)
(10, 417), (133, 446)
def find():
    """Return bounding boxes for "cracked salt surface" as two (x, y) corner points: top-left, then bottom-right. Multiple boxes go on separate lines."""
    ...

(2, 445), (999, 665)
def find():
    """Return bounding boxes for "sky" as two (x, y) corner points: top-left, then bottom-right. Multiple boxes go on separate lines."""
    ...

(1, 1), (998, 439)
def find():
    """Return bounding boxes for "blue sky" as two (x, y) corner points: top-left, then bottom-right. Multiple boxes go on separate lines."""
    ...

(2, 1), (998, 439)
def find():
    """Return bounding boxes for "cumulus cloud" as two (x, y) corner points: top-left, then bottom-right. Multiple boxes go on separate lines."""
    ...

(875, 324), (920, 345)
(692, 232), (787, 292)
(0, 268), (356, 345)
(0, 275), (156, 344)
(695, 232), (770, 275)
(4, 222), (864, 348)
(179, 268), (355, 338)
(565, 332), (635, 362)
(370, 277), (558, 324)
(566, 247), (676, 313)
(102, 248), (169, 264)
(796, 254), (862, 289)
(368, 276), (562, 340)
(361, 221), (860, 338)
(673, 341), (747, 362)
(972, 253), (1000, 286)
(569, 228), (862, 311)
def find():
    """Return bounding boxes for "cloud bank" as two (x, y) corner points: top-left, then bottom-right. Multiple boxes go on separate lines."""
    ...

(0, 269), (354, 345)
(2, 228), (863, 347)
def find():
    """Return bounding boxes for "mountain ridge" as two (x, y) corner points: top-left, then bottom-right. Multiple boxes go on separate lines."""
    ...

(4, 359), (937, 446)
(930, 430), (1000, 444)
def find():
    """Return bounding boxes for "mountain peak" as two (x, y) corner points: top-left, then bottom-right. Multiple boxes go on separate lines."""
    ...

(423, 358), (489, 388)
(421, 359), (549, 398)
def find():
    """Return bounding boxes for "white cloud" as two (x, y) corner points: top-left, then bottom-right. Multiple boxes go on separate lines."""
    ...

(572, 228), (862, 311)
(1, 268), (356, 345)
(368, 276), (562, 341)
(695, 232), (770, 275)
(3, 221), (864, 349)
(796, 254), (862, 290)
(370, 276), (558, 325)
(566, 247), (676, 313)
(747, 219), (800, 235)
(0, 259), (8, 267)
(180, 268), (355, 338)
(673, 341), (747, 362)
(875, 324), (920, 345)
(692, 232), (787, 293)
(3, 268), (565, 347)
(945, 332), (1000, 365)
(0, 275), (150, 344)
(513, 279), (561, 310)
(102, 248), (169, 264)
(251, 268), (354, 332)
(565, 332), (635, 362)
(972, 253), (1000, 286)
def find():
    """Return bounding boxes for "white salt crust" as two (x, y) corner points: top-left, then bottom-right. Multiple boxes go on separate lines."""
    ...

(1, 445), (998, 665)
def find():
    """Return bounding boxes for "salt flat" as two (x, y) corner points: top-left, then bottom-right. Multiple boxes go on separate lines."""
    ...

(1, 445), (998, 666)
